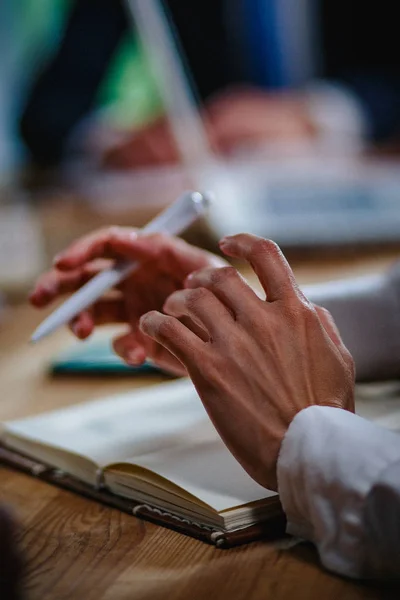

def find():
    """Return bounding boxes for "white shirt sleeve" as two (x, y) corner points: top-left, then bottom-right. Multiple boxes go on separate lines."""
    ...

(277, 405), (400, 579)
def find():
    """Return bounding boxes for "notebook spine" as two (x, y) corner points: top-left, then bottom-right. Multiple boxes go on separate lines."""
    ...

(0, 443), (285, 547)
(0, 444), (226, 545)
(132, 503), (226, 545)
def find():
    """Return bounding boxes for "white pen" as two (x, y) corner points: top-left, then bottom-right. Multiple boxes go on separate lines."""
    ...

(31, 191), (211, 343)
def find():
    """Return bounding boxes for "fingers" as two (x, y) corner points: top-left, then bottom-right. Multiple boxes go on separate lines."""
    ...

(219, 234), (303, 304)
(113, 332), (147, 365)
(103, 232), (224, 278)
(184, 266), (260, 317)
(69, 299), (127, 340)
(53, 227), (138, 271)
(53, 228), (222, 276)
(314, 306), (343, 347)
(140, 311), (204, 367)
(29, 263), (107, 308)
(69, 311), (94, 340)
(112, 331), (186, 375)
(178, 315), (209, 342)
(163, 287), (234, 336)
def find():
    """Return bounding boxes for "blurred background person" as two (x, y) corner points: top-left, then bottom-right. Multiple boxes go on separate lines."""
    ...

(15, 0), (400, 173)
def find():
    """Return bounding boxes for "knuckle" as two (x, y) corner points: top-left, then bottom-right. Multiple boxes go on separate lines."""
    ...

(209, 266), (237, 286)
(158, 316), (179, 338)
(250, 238), (281, 258)
(301, 304), (320, 326)
(317, 306), (332, 320)
(343, 348), (355, 374)
(185, 287), (210, 310)
(298, 298), (317, 317)
(284, 300), (317, 326)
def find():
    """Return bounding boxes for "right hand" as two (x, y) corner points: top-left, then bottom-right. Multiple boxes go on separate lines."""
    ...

(29, 229), (227, 375)
(140, 234), (355, 490)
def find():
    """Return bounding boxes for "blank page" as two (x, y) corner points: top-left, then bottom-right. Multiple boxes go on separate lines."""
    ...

(3, 379), (206, 465)
(3, 378), (272, 509)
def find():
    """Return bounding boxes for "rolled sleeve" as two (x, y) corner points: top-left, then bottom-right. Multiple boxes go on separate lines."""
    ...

(277, 405), (400, 579)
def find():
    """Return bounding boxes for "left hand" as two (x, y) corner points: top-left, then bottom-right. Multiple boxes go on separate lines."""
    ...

(140, 234), (355, 491)
(29, 229), (226, 376)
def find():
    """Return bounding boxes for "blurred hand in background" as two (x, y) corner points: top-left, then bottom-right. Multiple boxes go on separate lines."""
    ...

(17, 1), (400, 172)
(103, 87), (316, 169)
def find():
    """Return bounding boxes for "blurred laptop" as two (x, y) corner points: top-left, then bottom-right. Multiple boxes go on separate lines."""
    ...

(205, 153), (400, 246)
(69, 151), (400, 247)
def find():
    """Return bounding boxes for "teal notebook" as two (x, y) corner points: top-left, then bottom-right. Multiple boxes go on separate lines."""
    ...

(51, 339), (163, 376)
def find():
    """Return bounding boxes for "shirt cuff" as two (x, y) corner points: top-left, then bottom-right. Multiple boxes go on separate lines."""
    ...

(277, 405), (400, 578)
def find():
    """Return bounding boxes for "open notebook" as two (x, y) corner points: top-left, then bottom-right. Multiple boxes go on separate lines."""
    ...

(0, 379), (280, 546)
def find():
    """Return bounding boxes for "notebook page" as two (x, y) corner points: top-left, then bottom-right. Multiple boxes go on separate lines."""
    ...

(121, 432), (273, 512)
(4, 378), (272, 509)
(3, 379), (208, 466)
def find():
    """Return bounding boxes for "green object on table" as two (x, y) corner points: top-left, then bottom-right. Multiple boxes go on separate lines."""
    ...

(51, 339), (162, 376)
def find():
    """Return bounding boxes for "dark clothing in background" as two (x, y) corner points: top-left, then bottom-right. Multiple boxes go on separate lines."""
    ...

(320, 1), (400, 142)
(20, 0), (400, 166)
(20, 0), (237, 165)
(20, 0), (128, 166)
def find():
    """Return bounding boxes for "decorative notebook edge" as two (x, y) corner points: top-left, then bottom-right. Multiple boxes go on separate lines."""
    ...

(0, 443), (285, 547)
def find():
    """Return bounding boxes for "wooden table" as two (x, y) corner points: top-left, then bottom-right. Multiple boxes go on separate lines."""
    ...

(1, 251), (399, 600)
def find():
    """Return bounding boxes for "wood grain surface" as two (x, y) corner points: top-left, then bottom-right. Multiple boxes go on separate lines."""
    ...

(1, 252), (399, 599)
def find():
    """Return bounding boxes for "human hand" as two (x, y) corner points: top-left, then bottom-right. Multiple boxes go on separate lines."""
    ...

(140, 234), (355, 490)
(205, 87), (316, 154)
(102, 117), (180, 170)
(29, 229), (226, 375)
(102, 89), (315, 170)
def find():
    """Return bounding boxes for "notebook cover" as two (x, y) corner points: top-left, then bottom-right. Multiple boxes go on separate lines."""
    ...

(0, 444), (285, 547)
(50, 339), (164, 376)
